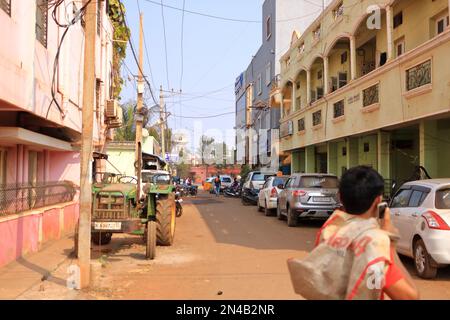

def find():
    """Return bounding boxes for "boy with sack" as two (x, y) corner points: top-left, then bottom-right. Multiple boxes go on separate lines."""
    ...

(288, 166), (419, 300)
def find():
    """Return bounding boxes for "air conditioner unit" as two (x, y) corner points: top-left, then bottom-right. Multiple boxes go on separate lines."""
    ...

(105, 99), (119, 118)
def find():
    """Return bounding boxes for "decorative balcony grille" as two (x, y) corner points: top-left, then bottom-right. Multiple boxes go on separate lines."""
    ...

(406, 60), (431, 91)
(0, 0), (11, 15)
(363, 83), (379, 107)
(333, 100), (345, 118)
(312, 110), (322, 127)
(333, 3), (344, 20)
(298, 118), (305, 132)
(0, 182), (76, 217)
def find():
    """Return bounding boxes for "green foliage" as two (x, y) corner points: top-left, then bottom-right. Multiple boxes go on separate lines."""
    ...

(108, 0), (130, 99)
(240, 165), (251, 180)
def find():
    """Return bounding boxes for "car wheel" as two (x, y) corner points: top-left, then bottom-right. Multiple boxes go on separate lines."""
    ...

(287, 207), (298, 227)
(414, 239), (437, 279)
(264, 200), (273, 217)
(277, 204), (285, 220)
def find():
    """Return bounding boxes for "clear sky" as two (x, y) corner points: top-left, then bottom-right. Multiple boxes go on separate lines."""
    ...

(120, 0), (264, 147)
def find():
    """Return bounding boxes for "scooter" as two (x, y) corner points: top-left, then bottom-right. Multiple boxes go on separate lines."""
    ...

(224, 184), (242, 198)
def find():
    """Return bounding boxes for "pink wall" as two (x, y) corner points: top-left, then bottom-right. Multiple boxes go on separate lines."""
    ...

(0, 201), (79, 268)
(49, 151), (80, 185)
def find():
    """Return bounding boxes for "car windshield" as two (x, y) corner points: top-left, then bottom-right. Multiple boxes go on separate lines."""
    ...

(273, 177), (288, 187)
(436, 188), (450, 209)
(221, 177), (232, 183)
(299, 176), (338, 188)
(252, 173), (274, 181)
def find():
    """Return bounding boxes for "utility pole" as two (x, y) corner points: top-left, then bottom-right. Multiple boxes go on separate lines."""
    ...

(78, 0), (97, 289)
(135, 13), (144, 201)
(160, 86), (166, 158)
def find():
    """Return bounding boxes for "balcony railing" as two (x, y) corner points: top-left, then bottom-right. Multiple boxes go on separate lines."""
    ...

(0, 181), (77, 217)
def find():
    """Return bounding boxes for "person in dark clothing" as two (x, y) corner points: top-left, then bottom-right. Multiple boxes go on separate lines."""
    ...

(214, 175), (221, 196)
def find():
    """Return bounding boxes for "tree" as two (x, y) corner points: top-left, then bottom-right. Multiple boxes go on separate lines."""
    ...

(199, 135), (215, 165)
(108, 0), (130, 99)
(114, 100), (150, 141)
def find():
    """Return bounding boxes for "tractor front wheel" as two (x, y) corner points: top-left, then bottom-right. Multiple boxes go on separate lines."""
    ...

(156, 194), (176, 246)
(146, 221), (156, 260)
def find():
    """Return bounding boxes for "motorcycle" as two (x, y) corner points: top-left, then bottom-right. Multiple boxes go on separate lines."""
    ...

(187, 185), (198, 196)
(224, 183), (242, 198)
(175, 191), (183, 217)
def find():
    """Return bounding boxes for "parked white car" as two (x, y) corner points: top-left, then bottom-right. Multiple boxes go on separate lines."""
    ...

(390, 179), (450, 279)
(257, 176), (289, 216)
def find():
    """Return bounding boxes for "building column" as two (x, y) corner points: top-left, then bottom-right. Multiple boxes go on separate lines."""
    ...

(306, 70), (311, 104)
(324, 56), (330, 94)
(377, 131), (391, 180)
(327, 142), (338, 175)
(292, 82), (297, 112)
(350, 36), (357, 80)
(291, 150), (300, 173)
(305, 145), (316, 173)
(386, 5), (394, 61)
(420, 120), (438, 178)
(346, 137), (358, 169)
(280, 93), (284, 118)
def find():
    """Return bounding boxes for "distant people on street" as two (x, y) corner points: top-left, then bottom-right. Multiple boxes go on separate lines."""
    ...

(214, 175), (221, 197)
(288, 166), (419, 300)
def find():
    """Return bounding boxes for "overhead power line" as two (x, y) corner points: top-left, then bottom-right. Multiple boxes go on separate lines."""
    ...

(143, 0), (321, 23)
(171, 111), (235, 119)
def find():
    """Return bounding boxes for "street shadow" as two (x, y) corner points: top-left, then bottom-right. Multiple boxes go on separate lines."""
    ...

(15, 256), (68, 288)
(193, 191), (322, 252)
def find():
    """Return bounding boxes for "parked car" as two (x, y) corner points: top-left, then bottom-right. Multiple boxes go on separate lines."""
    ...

(389, 179), (450, 279)
(241, 171), (277, 205)
(277, 173), (340, 226)
(257, 176), (289, 216)
(220, 175), (233, 191)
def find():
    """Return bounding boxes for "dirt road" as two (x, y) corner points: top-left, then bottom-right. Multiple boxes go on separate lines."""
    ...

(16, 191), (450, 300)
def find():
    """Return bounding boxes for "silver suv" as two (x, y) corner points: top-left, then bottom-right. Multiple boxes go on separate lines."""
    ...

(277, 173), (340, 226)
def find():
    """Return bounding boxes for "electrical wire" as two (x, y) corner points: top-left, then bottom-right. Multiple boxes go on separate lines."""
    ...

(171, 111), (235, 119)
(46, 0), (92, 118)
(117, 0), (159, 106)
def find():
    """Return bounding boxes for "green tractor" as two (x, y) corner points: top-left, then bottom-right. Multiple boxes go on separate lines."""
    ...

(89, 155), (176, 260)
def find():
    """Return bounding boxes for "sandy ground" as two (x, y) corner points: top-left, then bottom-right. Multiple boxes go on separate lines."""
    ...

(11, 191), (450, 300)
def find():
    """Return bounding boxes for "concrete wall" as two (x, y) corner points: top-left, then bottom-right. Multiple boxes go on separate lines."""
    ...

(0, 201), (79, 268)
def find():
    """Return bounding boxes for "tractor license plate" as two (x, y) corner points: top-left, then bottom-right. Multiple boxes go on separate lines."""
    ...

(94, 222), (122, 230)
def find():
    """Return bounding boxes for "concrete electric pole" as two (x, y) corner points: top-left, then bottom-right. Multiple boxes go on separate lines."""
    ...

(78, 0), (97, 289)
(135, 13), (144, 201)
(159, 86), (166, 158)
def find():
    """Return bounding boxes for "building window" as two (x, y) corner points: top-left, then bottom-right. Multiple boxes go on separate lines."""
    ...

(257, 74), (262, 95)
(316, 87), (324, 100)
(331, 77), (338, 92)
(310, 90), (317, 103)
(317, 69), (323, 80)
(313, 25), (321, 41)
(395, 37), (405, 57)
(363, 83), (379, 107)
(298, 42), (305, 55)
(333, 2), (344, 20)
(342, 147), (347, 156)
(0, 0), (11, 16)
(364, 143), (370, 153)
(406, 60), (431, 91)
(266, 15), (271, 40)
(298, 118), (305, 132)
(265, 62), (271, 86)
(338, 72), (347, 88)
(333, 100), (344, 118)
(312, 110), (322, 127)
(36, 0), (48, 47)
(393, 12), (403, 29)
(435, 13), (449, 35)
(296, 81), (300, 90)
(341, 51), (348, 64)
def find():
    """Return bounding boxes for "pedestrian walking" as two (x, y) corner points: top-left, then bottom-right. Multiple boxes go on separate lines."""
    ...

(288, 166), (419, 300)
(214, 175), (221, 197)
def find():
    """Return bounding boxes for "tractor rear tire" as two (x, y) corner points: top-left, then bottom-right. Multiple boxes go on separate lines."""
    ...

(146, 221), (156, 260)
(156, 194), (176, 246)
